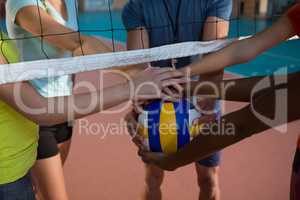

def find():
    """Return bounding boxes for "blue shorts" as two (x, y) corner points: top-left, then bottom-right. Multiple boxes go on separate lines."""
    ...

(193, 100), (222, 167)
(198, 152), (221, 167)
(0, 174), (35, 200)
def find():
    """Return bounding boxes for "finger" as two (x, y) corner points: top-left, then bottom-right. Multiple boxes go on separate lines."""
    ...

(132, 137), (141, 147)
(179, 77), (191, 84)
(192, 114), (217, 125)
(127, 124), (137, 137)
(133, 135), (149, 151)
(140, 152), (152, 164)
(135, 94), (162, 101)
(161, 93), (180, 102)
(132, 135), (144, 146)
(145, 66), (158, 70)
(133, 104), (144, 114)
(171, 83), (184, 95)
(140, 152), (154, 164)
(176, 76), (191, 84)
(141, 157), (152, 164)
(135, 143), (145, 151)
(163, 87), (173, 96)
(126, 119), (137, 134)
(138, 149), (149, 159)
(147, 67), (173, 75)
(162, 83), (184, 99)
(125, 112), (138, 127)
(133, 100), (151, 106)
(153, 67), (174, 73)
(161, 93), (181, 102)
(141, 151), (163, 164)
(157, 71), (184, 81)
(136, 134), (143, 141)
(162, 87), (181, 101)
(138, 149), (143, 157)
(142, 66), (163, 75)
(197, 100), (216, 111)
(161, 78), (187, 88)
(163, 84), (184, 97)
(133, 101), (146, 114)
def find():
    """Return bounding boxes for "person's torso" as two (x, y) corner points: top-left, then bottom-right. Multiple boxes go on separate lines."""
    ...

(0, 101), (38, 184)
(139, 0), (210, 68)
(6, 0), (78, 97)
(0, 34), (38, 184)
(136, 0), (223, 111)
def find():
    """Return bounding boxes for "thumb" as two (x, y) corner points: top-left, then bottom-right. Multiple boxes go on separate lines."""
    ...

(192, 114), (216, 125)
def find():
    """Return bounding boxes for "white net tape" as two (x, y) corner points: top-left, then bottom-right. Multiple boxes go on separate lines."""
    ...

(0, 35), (298, 85)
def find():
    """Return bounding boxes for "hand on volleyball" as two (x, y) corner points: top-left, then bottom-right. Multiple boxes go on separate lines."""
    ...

(125, 106), (177, 171)
(132, 67), (186, 101)
(124, 108), (147, 149)
(124, 109), (139, 137)
(138, 113), (216, 172)
(139, 150), (178, 171)
(193, 97), (218, 128)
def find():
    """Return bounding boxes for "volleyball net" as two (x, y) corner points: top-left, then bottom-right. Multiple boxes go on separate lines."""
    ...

(0, 0), (299, 85)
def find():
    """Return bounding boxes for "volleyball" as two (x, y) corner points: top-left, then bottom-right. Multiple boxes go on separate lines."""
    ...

(137, 99), (203, 154)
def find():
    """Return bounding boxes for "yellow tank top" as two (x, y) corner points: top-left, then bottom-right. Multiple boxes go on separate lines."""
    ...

(0, 101), (38, 184)
(0, 33), (38, 184)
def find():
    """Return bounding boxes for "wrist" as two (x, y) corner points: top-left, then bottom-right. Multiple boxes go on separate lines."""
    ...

(166, 153), (181, 170)
(123, 81), (133, 101)
(179, 66), (191, 77)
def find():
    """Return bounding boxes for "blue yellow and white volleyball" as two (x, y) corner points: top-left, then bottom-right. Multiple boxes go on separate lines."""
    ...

(137, 99), (204, 154)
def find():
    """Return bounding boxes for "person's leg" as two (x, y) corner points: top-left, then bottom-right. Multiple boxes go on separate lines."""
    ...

(31, 155), (68, 200)
(143, 164), (165, 200)
(196, 152), (221, 200)
(0, 173), (35, 200)
(58, 140), (72, 165)
(54, 123), (73, 165)
(31, 123), (72, 200)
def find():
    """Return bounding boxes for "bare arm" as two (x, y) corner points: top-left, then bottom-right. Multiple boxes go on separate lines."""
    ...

(106, 27), (150, 74)
(188, 16), (229, 112)
(123, 27), (150, 75)
(125, 18), (229, 87)
(150, 15), (298, 170)
(15, 6), (153, 79)
(183, 15), (296, 76)
(0, 81), (129, 125)
(15, 6), (111, 56)
(0, 65), (184, 126)
(127, 27), (150, 50)
(200, 16), (229, 78)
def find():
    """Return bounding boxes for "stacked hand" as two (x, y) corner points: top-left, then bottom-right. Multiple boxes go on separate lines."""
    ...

(132, 67), (186, 101)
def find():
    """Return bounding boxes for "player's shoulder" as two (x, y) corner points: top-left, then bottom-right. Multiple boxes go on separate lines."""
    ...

(6, 0), (39, 14)
(6, 0), (37, 7)
(123, 0), (147, 16)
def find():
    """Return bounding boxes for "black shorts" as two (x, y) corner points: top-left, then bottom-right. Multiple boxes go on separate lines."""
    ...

(37, 123), (73, 160)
